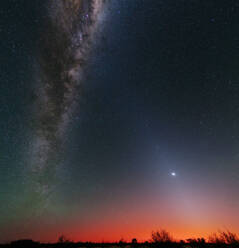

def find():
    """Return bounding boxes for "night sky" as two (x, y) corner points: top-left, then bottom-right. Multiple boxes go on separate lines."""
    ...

(1, 0), (239, 243)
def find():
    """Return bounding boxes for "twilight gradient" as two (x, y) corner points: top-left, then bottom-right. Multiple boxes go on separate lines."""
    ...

(1, 0), (239, 243)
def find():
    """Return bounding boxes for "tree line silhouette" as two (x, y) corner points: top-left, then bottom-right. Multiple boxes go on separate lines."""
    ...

(1, 229), (239, 248)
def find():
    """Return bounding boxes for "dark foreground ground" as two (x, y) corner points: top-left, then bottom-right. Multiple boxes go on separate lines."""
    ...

(1, 241), (239, 248)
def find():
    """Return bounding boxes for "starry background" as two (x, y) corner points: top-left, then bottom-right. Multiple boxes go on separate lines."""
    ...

(1, 0), (239, 243)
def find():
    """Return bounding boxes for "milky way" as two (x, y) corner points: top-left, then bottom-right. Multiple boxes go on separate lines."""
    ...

(28, 0), (108, 209)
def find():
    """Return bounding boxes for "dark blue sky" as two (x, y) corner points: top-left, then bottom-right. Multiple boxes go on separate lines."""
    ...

(1, 0), (239, 242)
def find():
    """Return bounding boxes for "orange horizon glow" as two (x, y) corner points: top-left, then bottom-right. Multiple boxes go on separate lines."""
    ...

(3, 220), (239, 244)
(2, 195), (239, 244)
(2, 184), (239, 244)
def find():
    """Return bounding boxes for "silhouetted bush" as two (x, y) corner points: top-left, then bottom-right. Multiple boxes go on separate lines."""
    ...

(58, 235), (71, 244)
(151, 229), (173, 243)
(132, 238), (137, 244)
(208, 230), (239, 245)
(186, 238), (206, 248)
(118, 239), (126, 247)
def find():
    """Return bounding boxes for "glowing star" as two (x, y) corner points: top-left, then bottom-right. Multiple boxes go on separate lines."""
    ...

(171, 172), (176, 177)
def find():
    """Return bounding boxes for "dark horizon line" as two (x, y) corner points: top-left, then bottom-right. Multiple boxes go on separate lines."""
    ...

(2, 229), (239, 246)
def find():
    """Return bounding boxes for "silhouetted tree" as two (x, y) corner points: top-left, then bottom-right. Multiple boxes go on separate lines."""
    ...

(119, 238), (126, 247)
(179, 240), (185, 244)
(58, 234), (70, 243)
(186, 238), (206, 248)
(131, 238), (138, 248)
(208, 230), (239, 245)
(151, 229), (173, 243)
(132, 238), (137, 244)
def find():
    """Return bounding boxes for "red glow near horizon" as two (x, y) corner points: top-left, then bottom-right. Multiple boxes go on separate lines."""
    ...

(4, 225), (239, 244)
(3, 210), (239, 244)
(2, 181), (239, 243)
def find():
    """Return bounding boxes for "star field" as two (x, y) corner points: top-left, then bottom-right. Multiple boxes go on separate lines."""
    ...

(1, 0), (239, 243)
